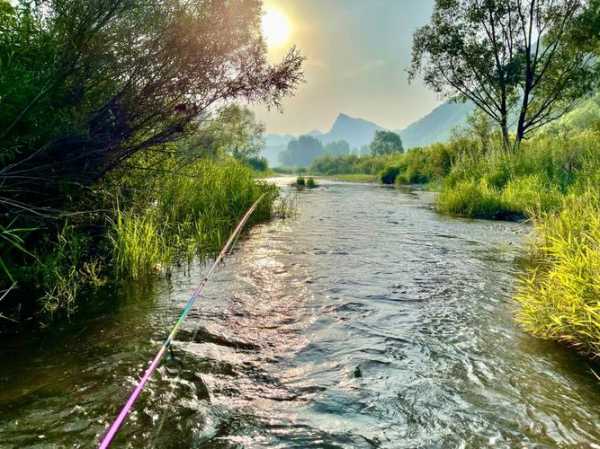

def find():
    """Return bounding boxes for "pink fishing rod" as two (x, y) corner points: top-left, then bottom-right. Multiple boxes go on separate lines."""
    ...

(98, 194), (266, 449)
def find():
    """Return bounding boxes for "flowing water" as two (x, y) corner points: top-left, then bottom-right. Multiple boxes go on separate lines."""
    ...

(1, 179), (599, 449)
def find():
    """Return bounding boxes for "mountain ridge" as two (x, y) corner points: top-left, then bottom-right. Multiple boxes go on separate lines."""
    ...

(262, 102), (474, 166)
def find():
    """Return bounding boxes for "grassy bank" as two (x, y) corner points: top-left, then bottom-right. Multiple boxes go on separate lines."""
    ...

(110, 159), (277, 280)
(328, 174), (378, 183)
(516, 192), (600, 358)
(3, 158), (277, 323)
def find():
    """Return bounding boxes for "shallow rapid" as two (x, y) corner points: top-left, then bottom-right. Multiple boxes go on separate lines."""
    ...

(1, 179), (599, 449)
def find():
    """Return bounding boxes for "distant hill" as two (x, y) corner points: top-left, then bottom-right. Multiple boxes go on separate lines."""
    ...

(261, 114), (383, 166)
(397, 101), (475, 149)
(320, 113), (384, 148)
(261, 103), (477, 166)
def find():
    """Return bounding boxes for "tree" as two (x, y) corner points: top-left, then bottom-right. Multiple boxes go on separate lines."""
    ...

(565, 0), (600, 55)
(279, 135), (324, 167)
(324, 140), (351, 156)
(463, 109), (497, 151)
(370, 131), (404, 156)
(0, 0), (303, 217)
(180, 105), (265, 161)
(410, 0), (597, 151)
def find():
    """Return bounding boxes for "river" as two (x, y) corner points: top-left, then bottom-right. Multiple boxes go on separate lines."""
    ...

(1, 179), (599, 449)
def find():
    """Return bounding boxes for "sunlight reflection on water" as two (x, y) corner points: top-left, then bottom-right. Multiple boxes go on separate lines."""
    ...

(1, 180), (599, 449)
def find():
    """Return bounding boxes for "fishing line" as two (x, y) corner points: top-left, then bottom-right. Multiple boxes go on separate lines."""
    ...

(98, 193), (267, 449)
(149, 200), (258, 444)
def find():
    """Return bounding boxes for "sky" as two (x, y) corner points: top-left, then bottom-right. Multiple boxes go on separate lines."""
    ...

(253, 0), (441, 135)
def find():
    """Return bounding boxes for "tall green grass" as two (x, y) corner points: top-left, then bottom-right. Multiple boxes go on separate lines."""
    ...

(110, 159), (277, 280)
(516, 191), (600, 358)
(437, 131), (600, 220)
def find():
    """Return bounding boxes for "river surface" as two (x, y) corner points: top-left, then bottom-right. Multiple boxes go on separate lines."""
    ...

(1, 179), (599, 449)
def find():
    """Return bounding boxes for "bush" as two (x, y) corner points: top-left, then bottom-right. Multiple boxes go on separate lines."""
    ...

(306, 177), (317, 188)
(296, 176), (306, 187)
(395, 143), (458, 185)
(436, 180), (518, 220)
(247, 157), (269, 172)
(516, 192), (600, 357)
(380, 166), (401, 184)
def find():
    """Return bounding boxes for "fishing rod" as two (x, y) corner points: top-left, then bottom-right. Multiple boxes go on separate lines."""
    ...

(98, 193), (267, 449)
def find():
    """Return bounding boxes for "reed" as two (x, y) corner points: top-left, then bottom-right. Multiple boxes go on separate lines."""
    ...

(516, 191), (600, 358)
(110, 159), (277, 280)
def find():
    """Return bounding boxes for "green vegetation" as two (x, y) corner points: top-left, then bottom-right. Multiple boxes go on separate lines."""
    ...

(329, 174), (378, 183)
(293, 176), (318, 189)
(110, 159), (277, 281)
(278, 135), (354, 168)
(410, 0), (597, 151)
(0, 0), (302, 325)
(369, 130), (404, 155)
(516, 192), (600, 358)
(280, 135), (324, 168)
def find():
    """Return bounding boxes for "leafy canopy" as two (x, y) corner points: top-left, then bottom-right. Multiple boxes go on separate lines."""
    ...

(0, 0), (303, 216)
(370, 130), (404, 156)
(410, 0), (597, 149)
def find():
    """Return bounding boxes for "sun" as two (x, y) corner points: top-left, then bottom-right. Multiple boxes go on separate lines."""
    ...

(261, 8), (291, 48)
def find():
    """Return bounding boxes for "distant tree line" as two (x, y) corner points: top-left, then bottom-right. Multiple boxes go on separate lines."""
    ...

(278, 130), (403, 167)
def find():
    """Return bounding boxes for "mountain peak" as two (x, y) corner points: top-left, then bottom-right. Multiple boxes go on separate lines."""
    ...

(322, 113), (384, 148)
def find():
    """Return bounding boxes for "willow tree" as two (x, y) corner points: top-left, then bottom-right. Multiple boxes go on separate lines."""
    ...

(0, 0), (303, 216)
(410, 0), (597, 150)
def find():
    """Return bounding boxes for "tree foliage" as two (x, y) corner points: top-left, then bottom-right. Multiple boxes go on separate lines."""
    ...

(324, 140), (351, 156)
(0, 0), (303, 217)
(279, 135), (324, 167)
(410, 0), (597, 150)
(370, 130), (404, 156)
(179, 105), (265, 161)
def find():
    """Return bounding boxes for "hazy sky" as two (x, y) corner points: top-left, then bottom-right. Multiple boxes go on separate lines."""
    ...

(254, 0), (440, 135)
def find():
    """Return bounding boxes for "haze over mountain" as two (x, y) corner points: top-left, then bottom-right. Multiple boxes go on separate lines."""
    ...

(262, 101), (474, 166)
(396, 101), (475, 148)
(320, 113), (384, 147)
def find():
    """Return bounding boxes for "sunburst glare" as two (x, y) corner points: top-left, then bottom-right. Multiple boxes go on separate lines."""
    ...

(261, 8), (291, 48)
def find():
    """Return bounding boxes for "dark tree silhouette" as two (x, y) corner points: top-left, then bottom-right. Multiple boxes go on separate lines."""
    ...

(0, 0), (303, 216)
(279, 135), (324, 167)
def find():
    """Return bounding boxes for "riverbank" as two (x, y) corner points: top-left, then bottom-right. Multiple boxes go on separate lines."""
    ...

(326, 174), (378, 183)
(0, 158), (278, 331)
(309, 131), (600, 362)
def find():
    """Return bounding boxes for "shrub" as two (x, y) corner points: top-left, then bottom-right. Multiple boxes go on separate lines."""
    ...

(436, 180), (517, 220)
(296, 176), (306, 187)
(247, 157), (269, 172)
(380, 166), (401, 184)
(500, 175), (563, 216)
(306, 177), (317, 188)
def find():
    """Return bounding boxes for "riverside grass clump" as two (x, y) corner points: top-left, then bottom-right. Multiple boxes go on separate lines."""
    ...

(110, 159), (277, 280)
(437, 131), (600, 220)
(516, 192), (600, 358)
